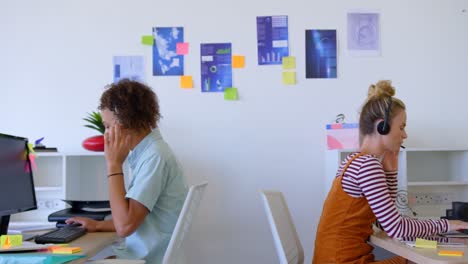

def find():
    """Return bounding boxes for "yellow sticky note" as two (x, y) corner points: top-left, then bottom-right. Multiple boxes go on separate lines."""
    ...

(141, 35), (154, 46)
(52, 246), (81, 254)
(176, 42), (189, 55)
(224, 87), (238, 101)
(0, 235), (22, 247)
(438, 250), (464, 256)
(415, 238), (437, 249)
(282, 71), (296, 85)
(232, 55), (245, 68)
(180, 76), (193, 89)
(282, 56), (296, 70)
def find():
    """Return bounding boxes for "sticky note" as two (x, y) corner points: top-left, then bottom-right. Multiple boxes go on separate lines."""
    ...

(282, 71), (296, 85)
(438, 250), (464, 256)
(415, 238), (437, 249)
(176, 42), (189, 55)
(52, 246), (81, 254)
(141, 35), (154, 46)
(1, 235), (22, 248)
(282, 56), (296, 70)
(232, 55), (245, 68)
(224, 88), (238, 101)
(180, 76), (193, 89)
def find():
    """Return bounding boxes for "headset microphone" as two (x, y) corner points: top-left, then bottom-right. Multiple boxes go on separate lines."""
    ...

(377, 98), (392, 135)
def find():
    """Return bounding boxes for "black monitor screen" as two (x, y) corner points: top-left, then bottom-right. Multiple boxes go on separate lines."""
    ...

(0, 134), (37, 218)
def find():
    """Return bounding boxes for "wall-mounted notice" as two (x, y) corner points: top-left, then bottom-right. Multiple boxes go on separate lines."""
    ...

(305, 30), (337, 79)
(113, 56), (145, 83)
(200, 43), (232, 92)
(153, 27), (184, 76)
(256, 15), (289, 65)
(347, 12), (380, 56)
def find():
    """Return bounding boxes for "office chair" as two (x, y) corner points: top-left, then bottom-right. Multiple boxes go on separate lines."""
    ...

(260, 190), (304, 264)
(162, 182), (208, 264)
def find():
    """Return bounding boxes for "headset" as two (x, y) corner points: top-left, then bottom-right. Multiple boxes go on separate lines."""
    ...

(377, 98), (393, 135)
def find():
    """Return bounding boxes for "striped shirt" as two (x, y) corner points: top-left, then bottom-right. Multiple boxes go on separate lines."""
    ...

(337, 152), (449, 238)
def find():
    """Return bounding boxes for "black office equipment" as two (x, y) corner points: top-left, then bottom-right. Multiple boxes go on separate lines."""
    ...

(0, 133), (37, 235)
(34, 225), (86, 244)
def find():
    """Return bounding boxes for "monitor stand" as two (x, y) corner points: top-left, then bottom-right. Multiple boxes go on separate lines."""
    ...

(0, 215), (10, 235)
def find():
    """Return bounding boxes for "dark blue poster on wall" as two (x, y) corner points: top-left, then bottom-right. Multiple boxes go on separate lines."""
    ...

(305, 29), (337, 79)
(152, 27), (184, 76)
(256, 15), (289, 65)
(200, 43), (232, 92)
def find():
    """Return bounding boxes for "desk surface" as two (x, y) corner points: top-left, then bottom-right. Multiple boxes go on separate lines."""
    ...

(68, 232), (117, 263)
(371, 230), (468, 264)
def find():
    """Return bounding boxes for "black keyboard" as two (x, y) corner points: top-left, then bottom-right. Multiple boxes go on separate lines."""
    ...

(35, 226), (86, 244)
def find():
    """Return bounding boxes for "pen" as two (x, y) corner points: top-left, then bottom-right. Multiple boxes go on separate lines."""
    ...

(400, 145), (406, 149)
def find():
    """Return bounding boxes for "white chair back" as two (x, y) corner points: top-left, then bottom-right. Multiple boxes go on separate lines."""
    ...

(260, 190), (304, 264)
(162, 182), (208, 264)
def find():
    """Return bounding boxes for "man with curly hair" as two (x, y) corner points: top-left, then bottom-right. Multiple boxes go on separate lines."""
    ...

(67, 79), (188, 263)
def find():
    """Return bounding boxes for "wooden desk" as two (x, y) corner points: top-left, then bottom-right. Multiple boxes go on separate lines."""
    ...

(64, 232), (117, 263)
(370, 230), (468, 264)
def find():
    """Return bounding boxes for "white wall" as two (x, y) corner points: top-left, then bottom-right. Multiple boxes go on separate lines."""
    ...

(1, 0), (468, 263)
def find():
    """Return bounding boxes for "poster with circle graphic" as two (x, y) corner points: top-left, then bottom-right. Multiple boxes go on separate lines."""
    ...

(347, 12), (380, 56)
(200, 43), (232, 92)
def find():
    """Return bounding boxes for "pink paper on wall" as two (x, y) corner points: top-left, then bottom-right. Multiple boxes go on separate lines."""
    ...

(176, 42), (189, 55)
(326, 123), (359, 150)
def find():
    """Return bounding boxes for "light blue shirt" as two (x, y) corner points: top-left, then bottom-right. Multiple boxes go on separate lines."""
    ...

(114, 129), (188, 264)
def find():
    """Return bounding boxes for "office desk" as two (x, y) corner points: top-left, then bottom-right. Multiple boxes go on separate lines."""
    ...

(67, 232), (117, 263)
(370, 230), (468, 264)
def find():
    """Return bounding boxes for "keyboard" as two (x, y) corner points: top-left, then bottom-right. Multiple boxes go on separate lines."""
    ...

(34, 225), (86, 244)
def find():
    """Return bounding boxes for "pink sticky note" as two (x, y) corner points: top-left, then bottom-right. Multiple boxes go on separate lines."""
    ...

(176, 43), (189, 55)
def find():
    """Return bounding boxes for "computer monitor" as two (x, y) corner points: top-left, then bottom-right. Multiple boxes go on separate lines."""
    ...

(0, 133), (37, 235)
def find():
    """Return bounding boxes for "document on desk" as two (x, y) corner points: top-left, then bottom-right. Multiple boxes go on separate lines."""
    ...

(400, 236), (466, 248)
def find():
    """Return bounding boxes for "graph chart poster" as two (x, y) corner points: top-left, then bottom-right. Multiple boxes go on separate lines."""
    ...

(347, 12), (380, 56)
(305, 29), (337, 79)
(200, 43), (232, 92)
(256, 16), (289, 65)
(153, 27), (184, 76)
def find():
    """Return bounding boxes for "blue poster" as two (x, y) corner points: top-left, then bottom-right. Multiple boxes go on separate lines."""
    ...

(152, 27), (184, 76)
(200, 43), (232, 92)
(113, 56), (145, 83)
(256, 15), (289, 65)
(305, 29), (337, 79)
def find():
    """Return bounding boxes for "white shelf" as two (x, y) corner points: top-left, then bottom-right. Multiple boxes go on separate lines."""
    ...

(408, 181), (468, 186)
(35, 186), (62, 192)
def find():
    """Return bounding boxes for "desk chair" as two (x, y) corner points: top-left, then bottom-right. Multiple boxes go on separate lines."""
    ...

(260, 190), (304, 264)
(162, 182), (208, 264)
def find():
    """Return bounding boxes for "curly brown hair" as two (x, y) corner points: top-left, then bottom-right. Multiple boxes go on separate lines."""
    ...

(99, 79), (160, 130)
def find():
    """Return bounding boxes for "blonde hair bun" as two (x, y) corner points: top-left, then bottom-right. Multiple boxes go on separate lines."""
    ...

(367, 80), (395, 99)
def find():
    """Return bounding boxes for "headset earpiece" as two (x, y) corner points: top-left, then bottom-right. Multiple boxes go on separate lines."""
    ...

(377, 98), (392, 135)
(377, 120), (390, 135)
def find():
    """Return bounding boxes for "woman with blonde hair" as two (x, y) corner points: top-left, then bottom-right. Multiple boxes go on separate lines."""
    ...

(313, 80), (468, 264)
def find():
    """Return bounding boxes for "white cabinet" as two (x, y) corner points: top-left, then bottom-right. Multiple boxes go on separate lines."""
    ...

(325, 148), (468, 218)
(11, 152), (108, 223)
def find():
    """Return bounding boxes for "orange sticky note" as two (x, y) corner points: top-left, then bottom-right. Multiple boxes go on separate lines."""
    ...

(232, 55), (245, 68)
(176, 42), (189, 55)
(180, 76), (193, 89)
(52, 246), (81, 254)
(438, 250), (464, 256)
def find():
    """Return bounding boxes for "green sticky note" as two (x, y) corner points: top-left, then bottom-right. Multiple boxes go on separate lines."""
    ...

(224, 88), (238, 101)
(282, 71), (296, 85)
(141, 35), (154, 46)
(1, 235), (22, 247)
(282, 56), (296, 70)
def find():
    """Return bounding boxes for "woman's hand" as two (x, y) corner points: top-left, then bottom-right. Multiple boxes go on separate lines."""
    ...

(382, 150), (399, 171)
(104, 124), (131, 173)
(448, 220), (468, 231)
(65, 217), (99, 232)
